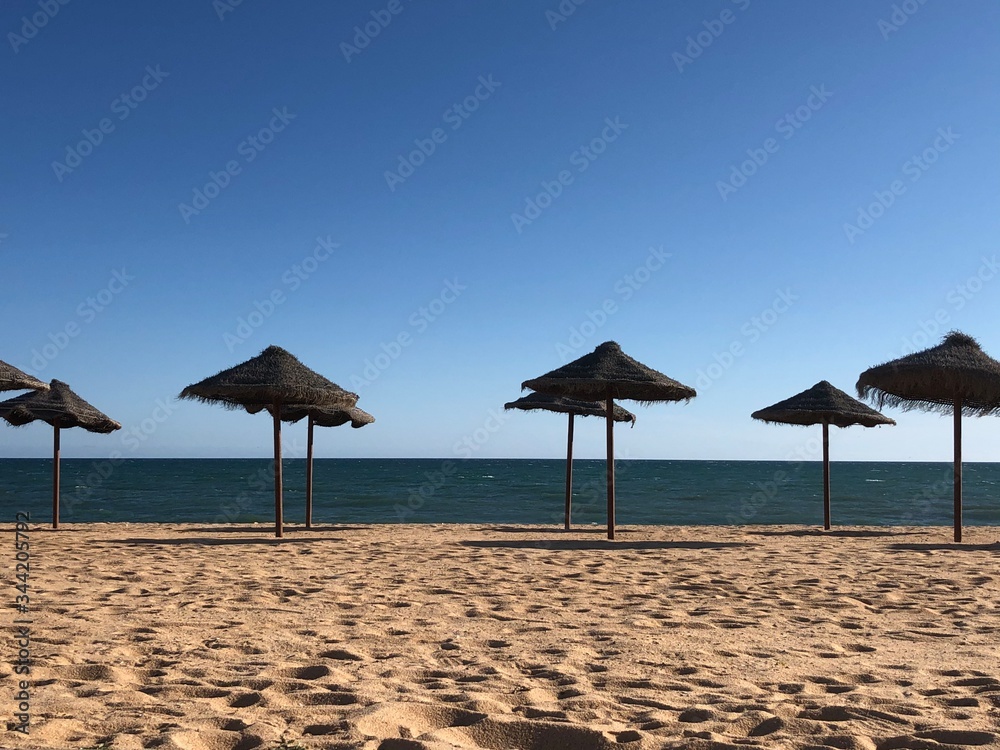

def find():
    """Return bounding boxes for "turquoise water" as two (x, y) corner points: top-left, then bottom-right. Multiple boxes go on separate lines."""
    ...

(1, 458), (998, 527)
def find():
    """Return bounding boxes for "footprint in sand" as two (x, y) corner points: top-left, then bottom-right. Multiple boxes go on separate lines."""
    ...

(677, 707), (718, 722)
(358, 702), (639, 750)
(228, 692), (263, 708)
(165, 729), (264, 750)
(274, 665), (331, 680)
(320, 648), (365, 661)
(879, 730), (997, 748)
(289, 691), (359, 706)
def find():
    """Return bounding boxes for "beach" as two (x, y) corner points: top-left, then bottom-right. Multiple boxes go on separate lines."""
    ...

(4, 523), (1000, 750)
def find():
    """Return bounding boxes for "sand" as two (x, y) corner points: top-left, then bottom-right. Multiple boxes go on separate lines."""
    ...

(3, 523), (1000, 750)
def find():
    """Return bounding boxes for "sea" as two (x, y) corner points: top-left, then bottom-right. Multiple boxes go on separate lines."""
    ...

(1, 458), (999, 528)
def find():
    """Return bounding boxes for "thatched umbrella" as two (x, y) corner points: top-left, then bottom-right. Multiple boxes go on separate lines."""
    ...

(0, 360), (48, 393)
(857, 331), (1000, 542)
(504, 392), (635, 530)
(179, 345), (358, 538)
(522, 341), (696, 539)
(751, 380), (895, 529)
(0, 380), (120, 528)
(245, 403), (374, 527)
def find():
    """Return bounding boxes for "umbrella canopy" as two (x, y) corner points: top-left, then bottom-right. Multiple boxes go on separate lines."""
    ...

(179, 345), (358, 411)
(179, 345), (358, 537)
(522, 341), (696, 539)
(0, 379), (120, 432)
(857, 332), (1000, 414)
(505, 392), (635, 530)
(857, 331), (1000, 542)
(245, 403), (375, 528)
(752, 380), (897, 429)
(504, 392), (636, 423)
(522, 341), (696, 404)
(247, 403), (374, 428)
(0, 360), (48, 393)
(751, 380), (895, 529)
(0, 379), (121, 528)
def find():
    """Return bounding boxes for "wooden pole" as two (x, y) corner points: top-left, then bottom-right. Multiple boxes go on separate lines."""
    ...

(606, 387), (615, 541)
(273, 400), (283, 538)
(52, 426), (60, 530)
(954, 395), (962, 543)
(822, 421), (831, 531)
(305, 415), (315, 529)
(564, 413), (574, 530)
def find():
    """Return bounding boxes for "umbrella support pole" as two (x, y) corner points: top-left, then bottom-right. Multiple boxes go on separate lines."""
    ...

(52, 426), (60, 530)
(306, 416), (315, 529)
(564, 414), (573, 530)
(273, 401), (283, 538)
(606, 389), (615, 541)
(822, 422), (831, 531)
(954, 396), (962, 543)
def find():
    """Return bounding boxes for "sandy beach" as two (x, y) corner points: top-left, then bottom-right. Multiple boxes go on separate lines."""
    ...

(4, 523), (1000, 750)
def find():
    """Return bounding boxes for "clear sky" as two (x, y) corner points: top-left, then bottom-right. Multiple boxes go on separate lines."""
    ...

(3, 0), (999, 461)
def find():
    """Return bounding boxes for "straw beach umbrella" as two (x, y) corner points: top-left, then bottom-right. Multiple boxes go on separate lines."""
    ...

(246, 403), (374, 527)
(522, 341), (696, 539)
(179, 345), (358, 538)
(0, 380), (121, 528)
(857, 331), (1000, 542)
(0, 360), (48, 393)
(504, 392), (635, 530)
(751, 380), (895, 530)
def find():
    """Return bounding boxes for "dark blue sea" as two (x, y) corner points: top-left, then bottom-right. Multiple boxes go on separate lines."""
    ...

(2, 458), (999, 528)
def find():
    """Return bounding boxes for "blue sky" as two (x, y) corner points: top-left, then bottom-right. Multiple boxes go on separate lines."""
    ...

(2, 0), (999, 461)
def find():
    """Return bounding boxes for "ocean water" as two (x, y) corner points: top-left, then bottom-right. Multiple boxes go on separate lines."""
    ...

(1, 458), (999, 528)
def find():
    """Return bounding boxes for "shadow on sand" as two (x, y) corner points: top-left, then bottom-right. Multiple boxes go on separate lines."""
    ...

(483, 525), (620, 535)
(462, 539), (753, 551)
(88, 535), (346, 547)
(889, 542), (1000, 552)
(745, 528), (923, 539)
(119, 524), (374, 534)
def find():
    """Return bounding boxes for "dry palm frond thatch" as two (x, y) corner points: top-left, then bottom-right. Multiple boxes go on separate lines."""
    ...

(752, 380), (895, 529)
(0, 360), (48, 393)
(856, 331), (1000, 542)
(0, 380), (121, 528)
(179, 345), (358, 538)
(244, 403), (375, 527)
(504, 392), (635, 530)
(521, 341), (695, 539)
